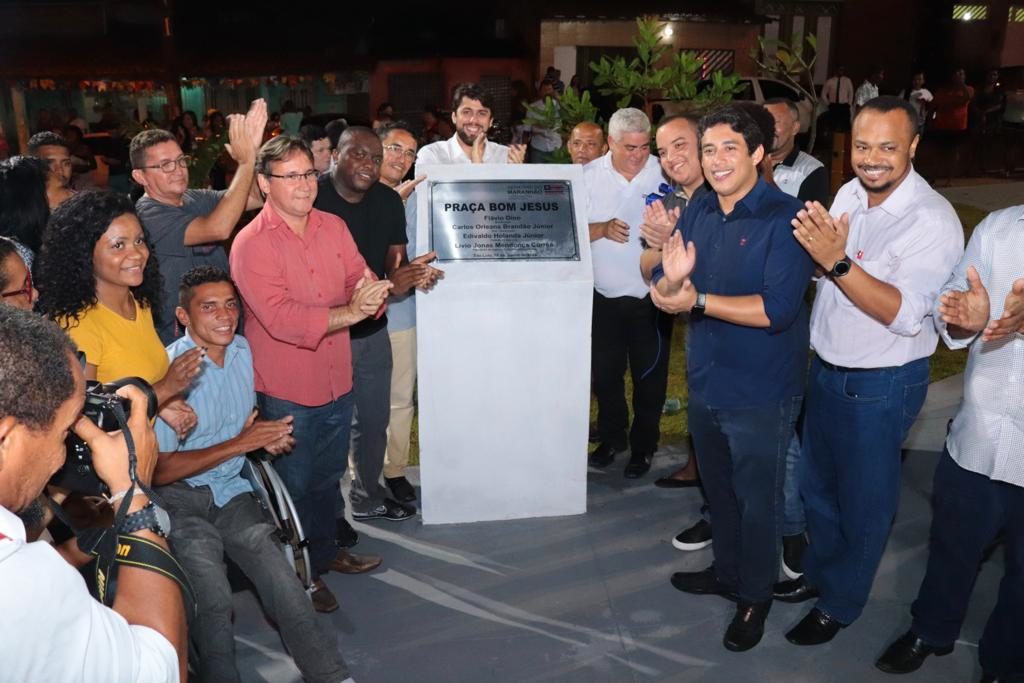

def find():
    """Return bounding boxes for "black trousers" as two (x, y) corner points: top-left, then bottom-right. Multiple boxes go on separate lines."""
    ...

(591, 291), (673, 453)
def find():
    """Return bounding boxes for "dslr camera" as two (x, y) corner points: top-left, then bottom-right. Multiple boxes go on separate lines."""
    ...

(51, 377), (158, 496)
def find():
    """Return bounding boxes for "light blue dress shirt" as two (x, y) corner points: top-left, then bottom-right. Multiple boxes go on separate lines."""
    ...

(155, 331), (255, 507)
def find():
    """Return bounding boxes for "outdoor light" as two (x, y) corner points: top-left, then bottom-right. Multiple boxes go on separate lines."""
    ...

(964, 11), (973, 19)
(664, 25), (674, 37)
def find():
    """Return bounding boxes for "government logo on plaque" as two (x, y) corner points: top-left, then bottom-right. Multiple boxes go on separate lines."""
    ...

(429, 180), (580, 262)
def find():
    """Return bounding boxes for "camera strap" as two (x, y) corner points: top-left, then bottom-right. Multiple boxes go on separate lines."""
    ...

(48, 402), (196, 616)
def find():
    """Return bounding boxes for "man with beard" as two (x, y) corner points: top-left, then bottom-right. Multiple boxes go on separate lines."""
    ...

(764, 99), (828, 204)
(27, 131), (75, 209)
(375, 122), (442, 505)
(416, 83), (526, 165)
(0, 307), (186, 681)
(315, 127), (438, 530)
(649, 105), (813, 652)
(776, 96), (964, 646)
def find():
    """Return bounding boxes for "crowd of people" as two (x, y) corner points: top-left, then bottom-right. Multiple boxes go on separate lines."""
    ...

(0, 76), (1021, 683)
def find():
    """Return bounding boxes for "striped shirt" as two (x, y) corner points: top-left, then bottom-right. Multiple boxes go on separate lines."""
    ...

(936, 206), (1024, 487)
(155, 331), (255, 506)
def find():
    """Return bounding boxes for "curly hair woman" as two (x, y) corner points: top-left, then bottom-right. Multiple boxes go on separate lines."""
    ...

(35, 191), (204, 431)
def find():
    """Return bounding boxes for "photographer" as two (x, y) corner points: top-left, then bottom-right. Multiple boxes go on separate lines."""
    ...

(0, 307), (186, 682)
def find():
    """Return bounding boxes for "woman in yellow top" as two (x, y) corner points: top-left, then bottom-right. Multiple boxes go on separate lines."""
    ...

(35, 191), (202, 431)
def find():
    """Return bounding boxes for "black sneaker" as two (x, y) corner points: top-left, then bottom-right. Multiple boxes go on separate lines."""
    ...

(336, 518), (359, 548)
(352, 497), (417, 522)
(782, 532), (809, 579)
(672, 519), (712, 551)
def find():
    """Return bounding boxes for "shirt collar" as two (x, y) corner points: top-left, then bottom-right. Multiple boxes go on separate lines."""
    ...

(0, 505), (26, 544)
(707, 176), (769, 217)
(446, 134), (471, 162)
(179, 328), (244, 368)
(257, 200), (322, 237)
(600, 152), (660, 183)
(778, 147), (801, 168)
(850, 166), (923, 218)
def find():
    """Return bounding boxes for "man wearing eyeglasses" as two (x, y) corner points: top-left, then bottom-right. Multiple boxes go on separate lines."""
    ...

(314, 126), (440, 529)
(27, 131), (75, 210)
(584, 107), (672, 479)
(231, 135), (392, 615)
(131, 99), (268, 344)
(374, 123), (442, 506)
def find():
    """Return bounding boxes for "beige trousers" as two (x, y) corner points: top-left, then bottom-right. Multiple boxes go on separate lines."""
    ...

(383, 326), (416, 478)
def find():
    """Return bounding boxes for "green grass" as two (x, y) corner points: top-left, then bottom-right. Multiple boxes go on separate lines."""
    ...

(408, 203), (986, 461)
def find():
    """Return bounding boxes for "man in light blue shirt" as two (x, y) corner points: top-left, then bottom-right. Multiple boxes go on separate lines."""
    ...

(153, 266), (359, 683)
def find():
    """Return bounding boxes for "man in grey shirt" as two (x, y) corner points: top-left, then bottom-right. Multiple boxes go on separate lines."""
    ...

(131, 99), (266, 343)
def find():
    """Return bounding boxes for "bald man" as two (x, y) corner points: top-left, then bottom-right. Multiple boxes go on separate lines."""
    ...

(567, 122), (607, 166)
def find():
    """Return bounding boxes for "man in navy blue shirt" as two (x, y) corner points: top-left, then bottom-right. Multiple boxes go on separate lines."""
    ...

(650, 105), (814, 652)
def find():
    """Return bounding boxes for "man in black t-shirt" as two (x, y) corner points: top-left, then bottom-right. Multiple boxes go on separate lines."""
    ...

(314, 127), (439, 527)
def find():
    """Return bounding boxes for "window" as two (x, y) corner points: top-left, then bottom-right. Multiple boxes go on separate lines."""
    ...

(1010, 5), (1024, 22)
(953, 4), (988, 20)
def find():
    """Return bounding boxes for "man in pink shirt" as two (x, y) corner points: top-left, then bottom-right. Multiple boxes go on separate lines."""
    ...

(230, 135), (392, 612)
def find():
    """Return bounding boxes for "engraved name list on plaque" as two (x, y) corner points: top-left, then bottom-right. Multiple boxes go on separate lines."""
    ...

(429, 179), (579, 262)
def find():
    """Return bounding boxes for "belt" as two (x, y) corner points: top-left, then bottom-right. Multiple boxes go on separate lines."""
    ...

(816, 355), (887, 373)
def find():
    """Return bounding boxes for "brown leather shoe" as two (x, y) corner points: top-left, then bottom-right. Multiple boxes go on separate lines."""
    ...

(329, 549), (383, 574)
(311, 579), (339, 613)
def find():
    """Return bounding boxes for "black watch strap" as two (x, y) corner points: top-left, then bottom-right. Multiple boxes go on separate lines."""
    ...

(830, 256), (853, 278)
(692, 291), (707, 313)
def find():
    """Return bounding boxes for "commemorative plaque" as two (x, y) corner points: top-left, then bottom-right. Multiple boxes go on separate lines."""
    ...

(429, 180), (579, 262)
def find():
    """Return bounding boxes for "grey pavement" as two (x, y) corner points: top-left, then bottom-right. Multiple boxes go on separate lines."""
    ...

(225, 177), (1018, 683)
(230, 407), (1000, 683)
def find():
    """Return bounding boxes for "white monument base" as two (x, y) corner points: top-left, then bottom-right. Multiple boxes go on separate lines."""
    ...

(415, 164), (592, 525)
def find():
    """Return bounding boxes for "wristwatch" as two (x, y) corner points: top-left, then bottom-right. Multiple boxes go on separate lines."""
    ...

(830, 256), (853, 278)
(118, 501), (172, 538)
(692, 291), (707, 314)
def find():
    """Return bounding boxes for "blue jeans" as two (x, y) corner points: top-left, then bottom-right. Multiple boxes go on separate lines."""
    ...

(782, 430), (806, 536)
(258, 391), (353, 576)
(697, 431), (804, 536)
(160, 485), (349, 683)
(801, 356), (929, 624)
(911, 450), (1024, 680)
(688, 393), (802, 602)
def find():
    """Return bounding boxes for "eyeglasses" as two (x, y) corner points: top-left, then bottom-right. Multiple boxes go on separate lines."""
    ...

(1, 269), (32, 301)
(140, 155), (193, 173)
(263, 170), (321, 184)
(382, 144), (417, 161)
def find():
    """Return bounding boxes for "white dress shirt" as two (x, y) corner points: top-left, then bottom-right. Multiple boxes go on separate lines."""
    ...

(823, 76), (854, 105)
(936, 206), (1024, 487)
(416, 133), (510, 165)
(810, 168), (964, 368)
(582, 152), (664, 299)
(0, 505), (178, 682)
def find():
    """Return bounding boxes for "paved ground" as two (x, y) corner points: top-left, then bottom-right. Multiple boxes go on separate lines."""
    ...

(231, 439), (1001, 683)
(225, 178), (1017, 683)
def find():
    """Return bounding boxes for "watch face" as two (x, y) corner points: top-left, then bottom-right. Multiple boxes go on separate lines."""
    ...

(833, 258), (851, 276)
